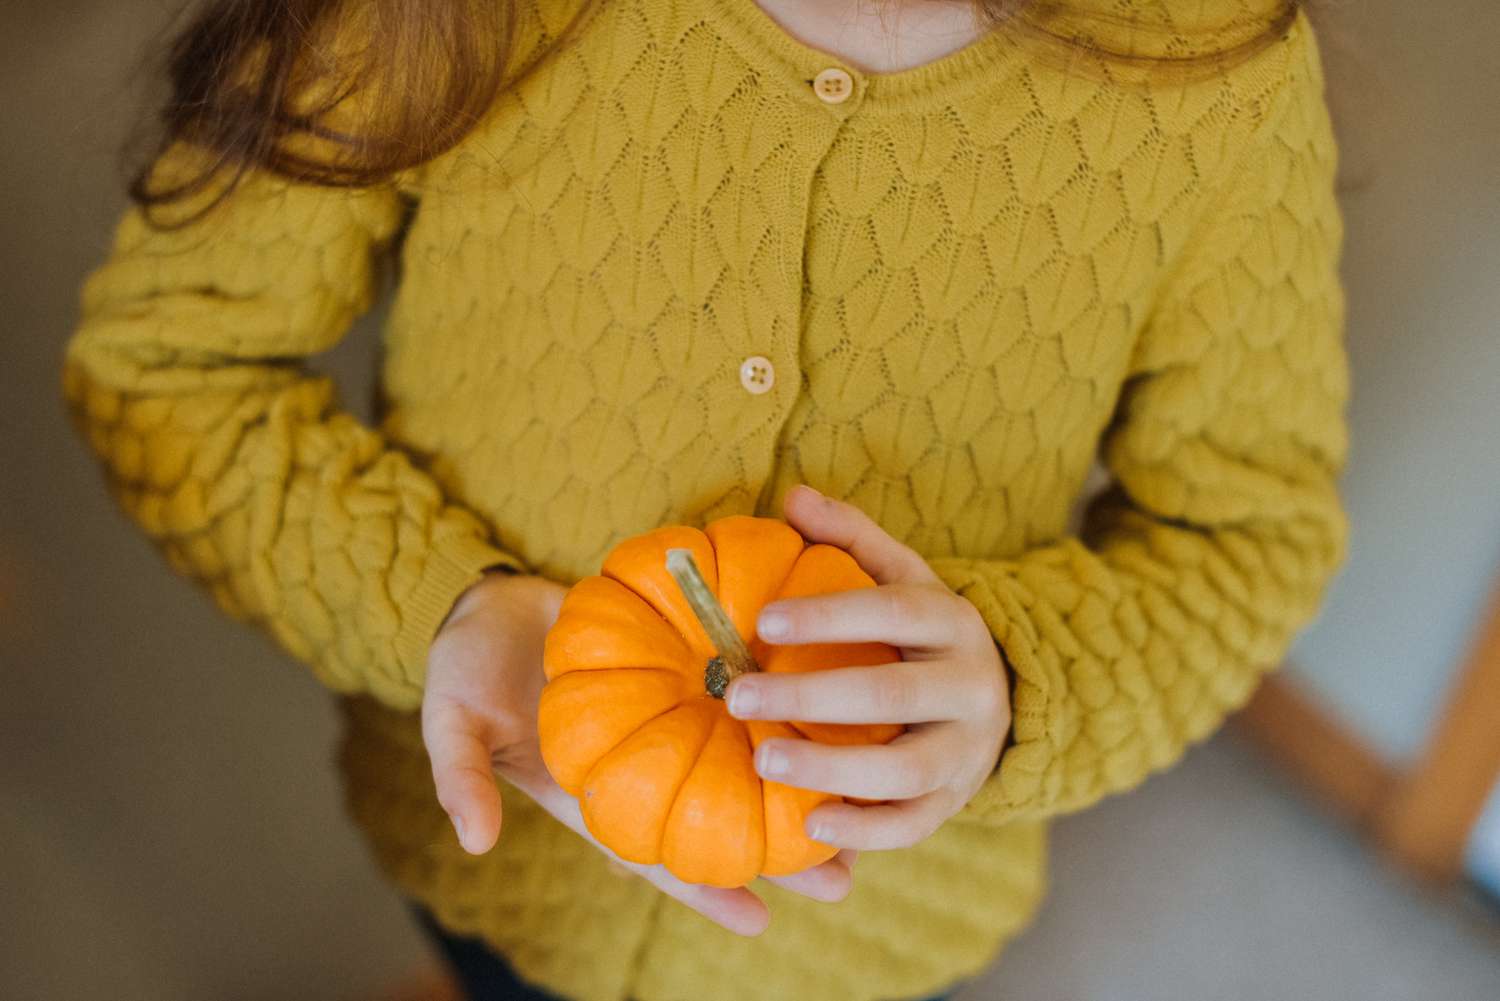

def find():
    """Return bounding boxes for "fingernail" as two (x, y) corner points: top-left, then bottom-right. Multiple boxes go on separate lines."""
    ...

(728, 680), (761, 717)
(758, 607), (789, 641)
(758, 744), (788, 778)
(451, 814), (467, 849)
(803, 484), (824, 499)
(808, 820), (832, 842)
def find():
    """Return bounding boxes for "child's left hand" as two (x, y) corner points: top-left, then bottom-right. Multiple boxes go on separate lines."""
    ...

(727, 484), (1013, 851)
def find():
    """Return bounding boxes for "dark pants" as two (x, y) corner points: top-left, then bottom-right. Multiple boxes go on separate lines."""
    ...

(412, 906), (956, 1001)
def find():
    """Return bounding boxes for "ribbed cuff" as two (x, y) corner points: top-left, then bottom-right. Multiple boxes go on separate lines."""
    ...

(394, 532), (529, 692)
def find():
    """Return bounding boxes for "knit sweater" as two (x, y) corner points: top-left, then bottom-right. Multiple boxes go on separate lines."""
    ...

(62, 1), (1349, 999)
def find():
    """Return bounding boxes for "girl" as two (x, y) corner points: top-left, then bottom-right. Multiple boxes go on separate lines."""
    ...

(63, 1), (1348, 999)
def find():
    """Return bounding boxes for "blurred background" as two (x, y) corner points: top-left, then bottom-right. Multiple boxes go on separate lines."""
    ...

(3, 1), (1499, 999)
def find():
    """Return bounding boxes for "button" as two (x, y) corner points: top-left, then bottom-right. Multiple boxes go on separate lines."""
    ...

(812, 67), (854, 105)
(739, 355), (775, 395)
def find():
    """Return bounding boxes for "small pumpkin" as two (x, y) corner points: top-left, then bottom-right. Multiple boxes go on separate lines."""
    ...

(538, 514), (904, 888)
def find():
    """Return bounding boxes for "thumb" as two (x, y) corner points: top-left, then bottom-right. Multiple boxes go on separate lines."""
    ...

(781, 484), (935, 586)
(422, 699), (503, 855)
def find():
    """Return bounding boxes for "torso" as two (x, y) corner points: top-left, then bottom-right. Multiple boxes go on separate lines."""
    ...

(384, 0), (1290, 583)
(753, 0), (991, 72)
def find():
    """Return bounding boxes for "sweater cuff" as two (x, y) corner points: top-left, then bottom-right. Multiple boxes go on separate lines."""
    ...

(929, 555), (1057, 826)
(394, 532), (529, 693)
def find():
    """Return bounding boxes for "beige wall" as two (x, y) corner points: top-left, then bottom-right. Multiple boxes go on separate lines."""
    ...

(0, 3), (427, 998)
(1288, 0), (1500, 764)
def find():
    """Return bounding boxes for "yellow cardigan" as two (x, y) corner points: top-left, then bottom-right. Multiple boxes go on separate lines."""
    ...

(63, 1), (1349, 998)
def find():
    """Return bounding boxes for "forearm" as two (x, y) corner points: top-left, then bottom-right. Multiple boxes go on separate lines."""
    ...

(63, 344), (525, 708)
(62, 142), (524, 710)
(931, 474), (1346, 825)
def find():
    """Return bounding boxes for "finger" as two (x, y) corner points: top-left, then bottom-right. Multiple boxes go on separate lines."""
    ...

(806, 791), (956, 850)
(756, 583), (974, 651)
(761, 848), (857, 903)
(421, 699), (502, 855)
(641, 871), (772, 936)
(753, 728), (956, 801)
(522, 769), (771, 937)
(781, 484), (940, 586)
(728, 659), (977, 724)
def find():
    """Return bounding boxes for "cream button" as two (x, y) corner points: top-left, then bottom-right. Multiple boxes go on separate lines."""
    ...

(812, 67), (854, 105)
(739, 355), (775, 395)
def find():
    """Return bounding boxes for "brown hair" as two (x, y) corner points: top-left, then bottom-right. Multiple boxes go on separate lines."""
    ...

(128, 0), (1303, 224)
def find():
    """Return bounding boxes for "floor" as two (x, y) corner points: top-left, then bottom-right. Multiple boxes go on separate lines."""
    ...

(3, 2), (1499, 1000)
(965, 738), (1500, 1001)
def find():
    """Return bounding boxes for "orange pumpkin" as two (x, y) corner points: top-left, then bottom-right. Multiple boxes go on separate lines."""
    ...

(538, 514), (904, 888)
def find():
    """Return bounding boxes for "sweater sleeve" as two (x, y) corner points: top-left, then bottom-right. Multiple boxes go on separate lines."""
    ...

(929, 26), (1350, 826)
(61, 139), (527, 712)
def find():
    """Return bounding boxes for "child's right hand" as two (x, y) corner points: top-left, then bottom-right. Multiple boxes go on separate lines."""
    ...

(421, 569), (856, 936)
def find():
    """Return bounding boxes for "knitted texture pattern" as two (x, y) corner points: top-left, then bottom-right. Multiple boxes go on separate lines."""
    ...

(63, 2), (1348, 999)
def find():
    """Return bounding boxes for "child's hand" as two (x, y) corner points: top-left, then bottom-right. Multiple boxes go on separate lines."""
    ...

(421, 567), (854, 938)
(725, 485), (1013, 850)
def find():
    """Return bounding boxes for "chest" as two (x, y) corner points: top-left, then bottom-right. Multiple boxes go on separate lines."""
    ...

(388, 0), (1233, 574)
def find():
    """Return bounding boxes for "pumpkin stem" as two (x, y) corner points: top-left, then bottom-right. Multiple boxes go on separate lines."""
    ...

(665, 547), (760, 698)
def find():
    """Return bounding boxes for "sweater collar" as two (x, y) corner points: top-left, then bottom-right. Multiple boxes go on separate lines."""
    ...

(697, 0), (1024, 114)
(687, 1), (1295, 114)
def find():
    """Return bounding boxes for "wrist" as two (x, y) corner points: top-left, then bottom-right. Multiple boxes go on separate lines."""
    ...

(444, 563), (569, 636)
(442, 564), (525, 630)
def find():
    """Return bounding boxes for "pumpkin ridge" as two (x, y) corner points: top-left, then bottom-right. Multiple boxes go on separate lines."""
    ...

(663, 711), (768, 882)
(540, 666), (702, 798)
(596, 570), (718, 686)
(703, 515), (807, 649)
(750, 719), (842, 876)
(579, 680), (695, 782)
(578, 699), (718, 866)
(543, 576), (698, 682)
(747, 719), (769, 878)
(646, 697), (720, 864)
(600, 526), (719, 663)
